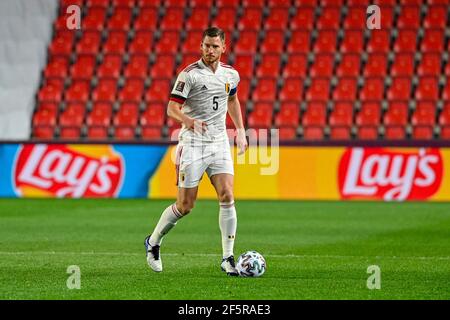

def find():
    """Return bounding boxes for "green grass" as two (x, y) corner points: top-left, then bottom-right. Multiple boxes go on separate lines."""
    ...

(0, 199), (449, 300)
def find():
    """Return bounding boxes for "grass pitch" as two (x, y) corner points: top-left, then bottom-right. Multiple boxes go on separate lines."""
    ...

(0, 199), (449, 300)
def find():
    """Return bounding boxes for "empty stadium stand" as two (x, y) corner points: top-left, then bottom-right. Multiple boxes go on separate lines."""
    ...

(32, 0), (450, 141)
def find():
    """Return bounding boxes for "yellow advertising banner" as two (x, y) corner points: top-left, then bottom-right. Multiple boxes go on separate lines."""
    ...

(149, 146), (450, 202)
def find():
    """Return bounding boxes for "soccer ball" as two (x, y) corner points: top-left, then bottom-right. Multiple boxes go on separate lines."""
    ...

(236, 250), (266, 277)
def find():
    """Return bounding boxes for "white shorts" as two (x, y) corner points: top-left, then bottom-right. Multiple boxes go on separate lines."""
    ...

(175, 140), (234, 188)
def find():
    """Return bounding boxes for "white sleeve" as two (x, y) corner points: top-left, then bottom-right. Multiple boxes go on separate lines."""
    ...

(170, 71), (192, 104)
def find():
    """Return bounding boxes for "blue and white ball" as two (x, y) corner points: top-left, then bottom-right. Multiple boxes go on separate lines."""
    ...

(236, 250), (266, 277)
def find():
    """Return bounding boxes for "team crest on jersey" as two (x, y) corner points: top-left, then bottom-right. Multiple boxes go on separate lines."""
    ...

(175, 81), (185, 92)
(225, 83), (230, 94)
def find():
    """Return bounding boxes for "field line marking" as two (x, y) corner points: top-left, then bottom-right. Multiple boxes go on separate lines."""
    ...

(0, 251), (449, 261)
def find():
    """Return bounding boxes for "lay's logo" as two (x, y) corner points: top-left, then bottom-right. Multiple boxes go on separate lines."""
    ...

(338, 148), (443, 201)
(13, 144), (124, 198)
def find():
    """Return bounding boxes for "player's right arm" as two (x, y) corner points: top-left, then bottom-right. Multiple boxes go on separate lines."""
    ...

(168, 70), (206, 133)
(167, 101), (206, 133)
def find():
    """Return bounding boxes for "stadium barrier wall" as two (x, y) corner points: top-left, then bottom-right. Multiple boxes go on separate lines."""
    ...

(1, 142), (450, 201)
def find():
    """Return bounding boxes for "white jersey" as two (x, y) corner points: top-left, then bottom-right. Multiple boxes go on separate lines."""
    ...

(169, 58), (240, 144)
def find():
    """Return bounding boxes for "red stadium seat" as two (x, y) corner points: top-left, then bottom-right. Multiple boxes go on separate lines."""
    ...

(313, 30), (337, 53)
(267, 0), (291, 7)
(82, 7), (106, 31)
(344, 7), (366, 29)
(290, 7), (315, 30)
(275, 103), (300, 127)
(111, 0), (136, 8)
(182, 32), (203, 54)
(134, 8), (158, 31)
(107, 7), (132, 30)
(233, 54), (254, 78)
(252, 79), (277, 102)
(256, 55), (281, 78)
(363, 54), (387, 78)
(336, 54), (360, 78)
(124, 55), (148, 78)
(340, 30), (365, 54)
(279, 78), (303, 103)
(37, 102), (59, 113)
(278, 127), (297, 140)
(332, 78), (358, 101)
(287, 31), (310, 54)
(114, 106), (139, 127)
(186, 8), (210, 31)
(390, 53), (415, 77)
(59, 126), (82, 139)
(412, 126), (434, 139)
(118, 79), (145, 102)
(190, 0), (214, 7)
(33, 126), (55, 139)
(242, 0), (265, 7)
(310, 54), (334, 78)
(234, 31), (258, 55)
(97, 54), (123, 79)
(49, 31), (75, 56)
(357, 126), (378, 140)
(417, 53), (441, 77)
(306, 78), (330, 102)
(379, 6), (394, 29)
(260, 31), (285, 54)
(86, 126), (109, 140)
(316, 7), (341, 30)
(64, 80), (90, 103)
(247, 109), (272, 129)
(303, 126), (324, 140)
(359, 78), (384, 102)
(33, 109), (57, 126)
(160, 8), (184, 30)
(44, 57), (69, 78)
(265, 8), (289, 30)
(86, 109), (111, 127)
(387, 77), (412, 101)
(329, 126), (351, 140)
(92, 79), (118, 102)
(397, 6), (421, 30)
(415, 77), (439, 101)
(212, 8), (237, 32)
(38, 83), (64, 103)
(238, 8), (262, 30)
(356, 103), (381, 126)
(145, 79), (170, 102)
(70, 55), (96, 79)
(394, 30), (418, 53)
(282, 54), (307, 78)
(155, 32), (180, 55)
(129, 31), (153, 55)
(103, 31), (127, 55)
(151, 55), (176, 79)
(421, 29), (445, 53)
(424, 5), (448, 29)
(384, 126), (406, 140)
(59, 107), (84, 127)
(141, 126), (162, 140)
(367, 30), (390, 54)
(141, 104), (166, 127)
(236, 78), (250, 103)
(302, 108), (326, 126)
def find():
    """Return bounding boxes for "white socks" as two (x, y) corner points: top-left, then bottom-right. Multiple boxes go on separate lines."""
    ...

(219, 201), (237, 259)
(149, 204), (183, 246)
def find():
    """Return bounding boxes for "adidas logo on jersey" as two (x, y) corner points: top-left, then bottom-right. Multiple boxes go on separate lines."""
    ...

(201, 85), (208, 91)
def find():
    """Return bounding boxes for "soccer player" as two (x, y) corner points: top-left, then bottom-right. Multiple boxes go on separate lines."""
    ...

(144, 27), (248, 276)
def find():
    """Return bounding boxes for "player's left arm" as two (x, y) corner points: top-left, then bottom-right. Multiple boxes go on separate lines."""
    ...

(227, 93), (248, 155)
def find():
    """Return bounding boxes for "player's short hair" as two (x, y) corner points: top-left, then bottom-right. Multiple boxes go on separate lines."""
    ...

(202, 27), (225, 43)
